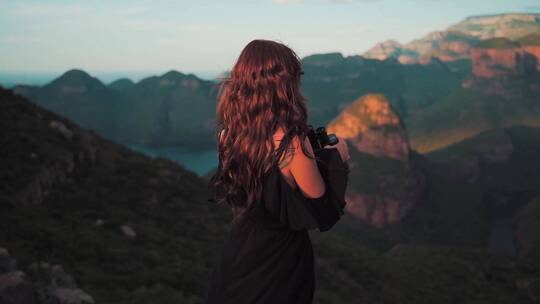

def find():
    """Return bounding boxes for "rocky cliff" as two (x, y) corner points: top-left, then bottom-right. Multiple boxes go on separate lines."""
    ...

(470, 37), (538, 79)
(327, 94), (425, 228)
(364, 31), (479, 64)
(459, 34), (540, 102)
(327, 94), (409, 161)
(449, 13), (540, 40)
(363, 13), (540, 64)
(519, 33), (540, 70)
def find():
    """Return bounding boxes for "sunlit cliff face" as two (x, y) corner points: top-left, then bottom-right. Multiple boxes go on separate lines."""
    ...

(326, 94), (424, 228)
(327, 93), (409, 161)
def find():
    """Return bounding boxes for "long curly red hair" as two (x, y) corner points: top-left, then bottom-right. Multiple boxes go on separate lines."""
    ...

(209, 39), (315, 221)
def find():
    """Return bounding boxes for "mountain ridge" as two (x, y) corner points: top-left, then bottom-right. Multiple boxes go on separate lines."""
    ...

(363, 13), (540, 64)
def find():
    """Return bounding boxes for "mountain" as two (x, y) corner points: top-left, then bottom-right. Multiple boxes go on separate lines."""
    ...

(8, 13), (540, 157)
(301, 52), (346, 67)
(320, 14), (540, 154)
(327, 93), (409, 161)
(405, 33), (540, 151)
(108, 78), (135, 91)
(13, 69), (219, 151)
(362, 40), (407, 61)
(363, 13), (540, 64)
(13, 69), (124, 143)
(114, 70), (218, 148)
(407, 76), (540, 153)
(13, 57), (465, 155)
(3, 87), (540, 303)
(365, 31), (480, 64)
(326, 94), (425, 228)
(0, 86), (231, 303)
(426, 126), (540, 259)
(405, 32), (540, 153)
(300, 53), (465, 127)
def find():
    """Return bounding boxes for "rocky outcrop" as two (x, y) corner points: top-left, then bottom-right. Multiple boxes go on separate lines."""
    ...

(327, 94), (425, 228)
(0, 248), (94, 304)
(463, 35), (540, 99)
(327, 94), (409, 161)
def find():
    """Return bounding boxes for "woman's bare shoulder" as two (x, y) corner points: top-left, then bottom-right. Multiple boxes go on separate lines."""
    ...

(285, 133), (325, 198)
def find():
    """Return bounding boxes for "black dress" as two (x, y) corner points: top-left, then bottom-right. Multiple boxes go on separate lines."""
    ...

(204, 148), (349, 304)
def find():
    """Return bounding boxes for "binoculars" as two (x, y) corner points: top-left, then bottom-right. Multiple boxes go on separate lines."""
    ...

(306, 125), (339, 150)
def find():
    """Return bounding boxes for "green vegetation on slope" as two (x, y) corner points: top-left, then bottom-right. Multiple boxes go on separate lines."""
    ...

(407, 74), (540, 153)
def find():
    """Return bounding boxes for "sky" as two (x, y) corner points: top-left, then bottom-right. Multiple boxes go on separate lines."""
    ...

(0, 0), (539, 81)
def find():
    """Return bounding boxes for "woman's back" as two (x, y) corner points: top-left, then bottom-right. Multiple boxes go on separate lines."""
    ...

(204, 140), (317, 303)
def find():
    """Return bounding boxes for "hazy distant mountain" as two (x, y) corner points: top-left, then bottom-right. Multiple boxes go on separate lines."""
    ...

(13, 69), (219, 150)
(12, 58), (466, 152)
(116, 70), (218, 148)
(108, 78), (135, 91)
(14, 69), (122, 138)
(363, 13), (540, 64)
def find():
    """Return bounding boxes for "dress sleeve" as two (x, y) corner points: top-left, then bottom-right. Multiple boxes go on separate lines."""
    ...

(264, 147), (349, 232)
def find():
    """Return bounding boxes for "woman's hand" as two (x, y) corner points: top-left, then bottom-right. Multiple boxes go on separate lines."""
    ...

(324, 136), (350, 163)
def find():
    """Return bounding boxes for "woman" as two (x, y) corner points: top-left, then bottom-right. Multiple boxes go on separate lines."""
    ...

(205, 39), (350, 304)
